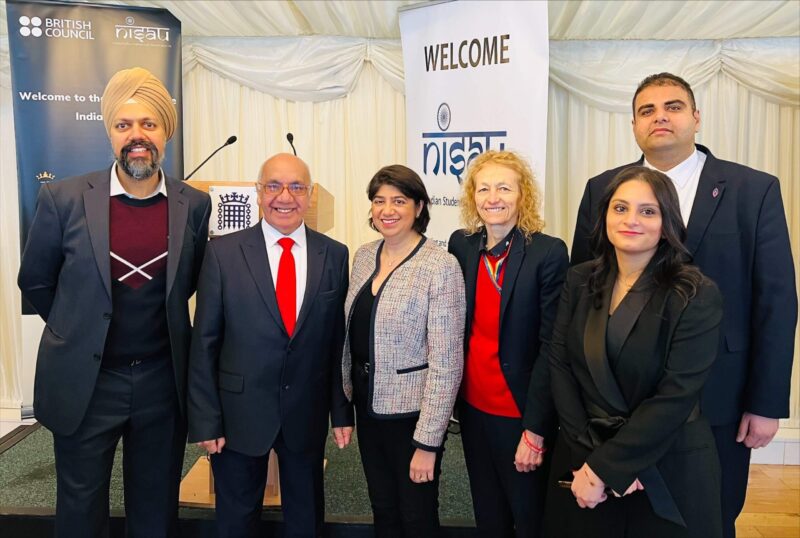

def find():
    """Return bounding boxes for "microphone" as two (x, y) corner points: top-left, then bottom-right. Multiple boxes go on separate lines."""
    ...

(286, 132), (297, 156)
(184, 135), (238, 180)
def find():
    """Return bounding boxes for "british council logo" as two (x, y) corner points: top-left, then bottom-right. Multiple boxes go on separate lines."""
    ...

(19, 16), (43, 37)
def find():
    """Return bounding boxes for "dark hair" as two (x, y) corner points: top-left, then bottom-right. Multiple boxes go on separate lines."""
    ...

(632, 72), (696, 115)
(587, 166), (702, 306)
(367, 165), (431, 234)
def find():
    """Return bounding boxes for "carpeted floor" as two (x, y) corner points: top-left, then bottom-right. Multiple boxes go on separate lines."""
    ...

(0, 424), (476, 524)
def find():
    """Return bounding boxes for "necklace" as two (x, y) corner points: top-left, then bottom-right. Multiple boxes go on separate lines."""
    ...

(616, 269), (643, 291)
(382, 238), (419, 268)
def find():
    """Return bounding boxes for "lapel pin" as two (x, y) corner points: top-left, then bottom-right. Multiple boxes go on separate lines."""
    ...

(712, 187), (720, 198)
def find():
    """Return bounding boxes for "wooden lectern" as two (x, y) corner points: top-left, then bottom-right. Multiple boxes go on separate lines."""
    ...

(178, 179), (334, 508)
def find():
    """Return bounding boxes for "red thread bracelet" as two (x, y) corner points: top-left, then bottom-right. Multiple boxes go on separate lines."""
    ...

(523, 431), (546, 454)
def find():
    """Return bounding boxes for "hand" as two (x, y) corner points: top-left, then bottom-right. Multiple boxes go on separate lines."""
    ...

(514, 430), (544, 472)
(613, 478), (644, 497)
(197, 437), (226, 454)
(409, 448), (437, 483)
(736, 412), (779, 449)
(332, 426), (354, 449)
(571, 463), (607, 509)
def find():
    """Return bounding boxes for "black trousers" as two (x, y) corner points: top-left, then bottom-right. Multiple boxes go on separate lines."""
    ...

(355, 403), (443, 538)
(711, 422), (752, 538)
(459, 401), (548, 538)
(210, 431), (326, 538)
(52, 357), (185, 538)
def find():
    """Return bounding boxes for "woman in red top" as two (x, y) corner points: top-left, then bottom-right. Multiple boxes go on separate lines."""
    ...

(448, 150), (568, 537)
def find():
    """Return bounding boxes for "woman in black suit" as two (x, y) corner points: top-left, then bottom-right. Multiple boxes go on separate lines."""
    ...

(549, 166), (723, 538)
(448, 150), (568, 537)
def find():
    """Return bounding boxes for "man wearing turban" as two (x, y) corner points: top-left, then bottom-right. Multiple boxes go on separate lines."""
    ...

(19, 67), (211, 538)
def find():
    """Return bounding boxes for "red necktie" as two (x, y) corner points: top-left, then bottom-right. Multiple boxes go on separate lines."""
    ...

(276, 238), (296, 336)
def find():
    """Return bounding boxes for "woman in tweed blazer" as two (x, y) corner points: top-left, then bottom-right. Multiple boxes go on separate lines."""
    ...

(341, 164), (465, 537)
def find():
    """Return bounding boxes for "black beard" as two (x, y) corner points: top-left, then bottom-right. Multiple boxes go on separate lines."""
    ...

(118, 140), (162, 180)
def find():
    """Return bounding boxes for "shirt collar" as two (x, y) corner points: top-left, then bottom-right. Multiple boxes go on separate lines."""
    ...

(480, 227), (516, 257)
(109, 164), (167, 199)
(261, 219), (307, 248)
(643, 148), (699, 189)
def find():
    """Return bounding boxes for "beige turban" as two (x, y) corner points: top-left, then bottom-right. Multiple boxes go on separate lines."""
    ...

(101, 67), (177, 140)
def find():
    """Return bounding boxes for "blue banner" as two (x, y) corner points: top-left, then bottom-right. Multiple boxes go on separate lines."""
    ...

(6, 0), (182, 267)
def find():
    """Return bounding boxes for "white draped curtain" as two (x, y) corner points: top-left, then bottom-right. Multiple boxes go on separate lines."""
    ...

(0, 1), (798, 429)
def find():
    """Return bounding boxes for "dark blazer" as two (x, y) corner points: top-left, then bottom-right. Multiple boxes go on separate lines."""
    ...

(448, 228), (568, 436)
(571, 145), (797, 424)
(18, 168), (211, 436)
(187, 223), (351, 457)
(550, 263), (723, 529)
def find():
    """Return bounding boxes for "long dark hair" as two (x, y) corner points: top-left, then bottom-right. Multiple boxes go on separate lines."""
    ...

(587, 166), (702, 306)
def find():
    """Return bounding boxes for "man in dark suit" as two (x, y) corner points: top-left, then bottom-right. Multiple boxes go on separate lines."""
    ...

(18, 67), (211, 538)
(570, 72), (797, 537)
(188, 153), (352, 538)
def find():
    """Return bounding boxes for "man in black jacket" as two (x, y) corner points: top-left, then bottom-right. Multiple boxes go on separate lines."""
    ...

(18, 67), (211, 538)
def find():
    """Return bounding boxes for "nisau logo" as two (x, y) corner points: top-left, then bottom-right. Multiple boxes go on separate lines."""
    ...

(422, 103), (506, 184)
(115, 16), (170, 45)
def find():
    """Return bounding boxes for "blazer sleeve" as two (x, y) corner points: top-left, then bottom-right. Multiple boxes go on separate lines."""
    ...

(571, 180), (595, 266)
(549, 269), (593, 468)
(187, 243), (226, 443)
(413, 254), (466, 450)
(18, 184), (64, 321)
(586, 282), (723, 493)
(746, 178), (797, 418)
(190, 194), (212, 294)
(330, 246), (355, 428)
(522, 238), (569, 438)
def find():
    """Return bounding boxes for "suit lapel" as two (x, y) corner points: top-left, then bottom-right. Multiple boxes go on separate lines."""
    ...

(84, 172), (112, 300)
(165, 178), (189, 298)
(294, 228), (326, 338)
(607, 271), (657, 358)
(685, 147), (725, 256)
(583, 271), (629, 414)
(241, 225), (284, 331)
(499, 230), (525, 330)
(462, 234), (482, 336)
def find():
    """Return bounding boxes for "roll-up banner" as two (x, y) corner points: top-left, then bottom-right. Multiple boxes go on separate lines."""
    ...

(399, 0), (549, 246)
(5, 0), (182, 262)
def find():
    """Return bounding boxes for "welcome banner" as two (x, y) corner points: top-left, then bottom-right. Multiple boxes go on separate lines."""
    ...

(6, 0), (182, 261)
(399, 1), (549, 246)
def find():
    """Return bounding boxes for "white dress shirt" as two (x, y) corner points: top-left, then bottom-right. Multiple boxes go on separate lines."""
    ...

(261, 220), (307, 318)
(109, 165), (167, 199)
(644, 148), (706, 226)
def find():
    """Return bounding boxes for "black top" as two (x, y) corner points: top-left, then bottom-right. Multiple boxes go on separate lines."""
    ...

(349, 286), (375, 370)
(349, 286), (375, 409)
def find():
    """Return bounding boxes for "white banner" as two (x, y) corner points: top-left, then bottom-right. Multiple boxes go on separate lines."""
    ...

(400, 0), (549, 247)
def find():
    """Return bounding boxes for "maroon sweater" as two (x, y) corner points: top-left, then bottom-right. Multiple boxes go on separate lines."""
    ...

(102, 195), (170, 367)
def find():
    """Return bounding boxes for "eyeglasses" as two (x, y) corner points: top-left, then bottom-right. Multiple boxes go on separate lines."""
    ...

(255, 181), (313, 197)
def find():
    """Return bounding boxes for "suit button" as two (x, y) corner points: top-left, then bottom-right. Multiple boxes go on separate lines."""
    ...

(103, 313), (112, 320)
(282, 385), (290, 391)
(502, 362), (509, 369)
(93, 354), (101, 361)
